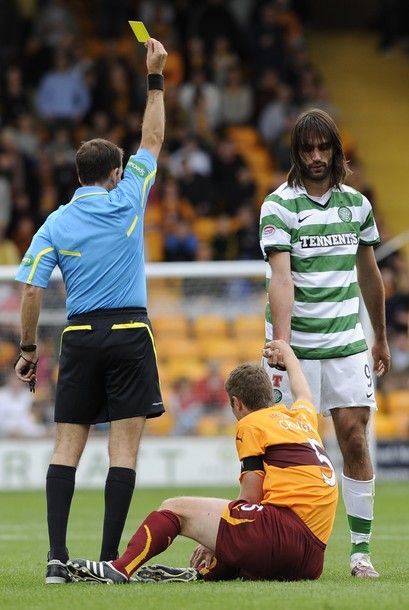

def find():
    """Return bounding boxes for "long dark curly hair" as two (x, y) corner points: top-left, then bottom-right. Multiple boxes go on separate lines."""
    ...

(288, 108), (351, 189)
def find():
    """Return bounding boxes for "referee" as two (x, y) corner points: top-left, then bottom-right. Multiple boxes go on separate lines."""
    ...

(14, 38), (168, 584)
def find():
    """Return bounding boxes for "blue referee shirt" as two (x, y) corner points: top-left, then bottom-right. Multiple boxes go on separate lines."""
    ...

(16, 148), (157, 317)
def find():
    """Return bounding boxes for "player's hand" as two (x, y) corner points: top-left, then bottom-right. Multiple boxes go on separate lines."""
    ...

(146, 38), (167, 74)
(263, 340), (288, 370)
(190, 544), (215, 570)
(372, 337), (391, 377)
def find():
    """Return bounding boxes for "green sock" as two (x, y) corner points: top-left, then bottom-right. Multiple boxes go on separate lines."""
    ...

(347, 515), (371, 555)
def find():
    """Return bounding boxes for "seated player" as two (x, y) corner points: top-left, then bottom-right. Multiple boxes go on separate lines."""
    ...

(68, 340), (338, 584)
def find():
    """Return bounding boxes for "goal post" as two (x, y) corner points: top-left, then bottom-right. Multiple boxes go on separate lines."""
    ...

(0, 261), (374, 462)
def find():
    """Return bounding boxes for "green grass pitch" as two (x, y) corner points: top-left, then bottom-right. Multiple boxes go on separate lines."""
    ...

(1, 483), (409, 610)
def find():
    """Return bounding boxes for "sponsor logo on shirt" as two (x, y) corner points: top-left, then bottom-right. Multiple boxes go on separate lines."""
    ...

(21, 254), (34, 266)
(127, 159), (148, 178)
(299, 232), (358, 248)
(263, 224), (276, 237)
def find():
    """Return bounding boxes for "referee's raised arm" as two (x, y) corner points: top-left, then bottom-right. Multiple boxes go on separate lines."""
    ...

(140, 38), (167, 159)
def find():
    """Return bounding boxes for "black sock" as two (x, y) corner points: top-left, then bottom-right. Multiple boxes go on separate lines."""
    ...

(46, 464), (76, 562)
(99, 467), (136, 561)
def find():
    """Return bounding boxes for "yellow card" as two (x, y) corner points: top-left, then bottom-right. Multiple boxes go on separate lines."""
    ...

(128, 21), (150, 43)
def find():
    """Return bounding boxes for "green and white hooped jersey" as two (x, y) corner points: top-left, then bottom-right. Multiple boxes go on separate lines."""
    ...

(259, 182), (380, 360)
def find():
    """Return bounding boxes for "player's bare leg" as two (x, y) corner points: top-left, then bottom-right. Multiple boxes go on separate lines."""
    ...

(331, 407), (379, 577)
(160, 496), (228, 549)
(68, 496), (229, 583)
(99, 417), (145, 561)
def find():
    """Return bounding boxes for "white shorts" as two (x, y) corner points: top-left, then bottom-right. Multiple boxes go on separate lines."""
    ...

(262, 351), (376, 417)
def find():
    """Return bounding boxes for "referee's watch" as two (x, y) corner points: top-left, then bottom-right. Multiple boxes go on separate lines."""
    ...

(20, 343), (37, 352)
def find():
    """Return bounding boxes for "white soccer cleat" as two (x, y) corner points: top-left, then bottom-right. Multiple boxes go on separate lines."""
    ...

(350, 553), (380, 578)
(67, 559), (128, 584)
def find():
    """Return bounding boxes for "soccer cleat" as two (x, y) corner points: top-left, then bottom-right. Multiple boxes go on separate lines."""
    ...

(67, 559), (128, 584)
(350, 553), (380, 578)
(46, 559), (74, 584)
(132, 564), (201, 583)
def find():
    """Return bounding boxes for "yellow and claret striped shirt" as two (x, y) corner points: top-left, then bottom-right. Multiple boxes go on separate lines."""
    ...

(236, 400), (338, 544)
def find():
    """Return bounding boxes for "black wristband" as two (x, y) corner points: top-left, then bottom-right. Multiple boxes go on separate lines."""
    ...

(20, 343), (37, 352)
(147, 74), (164, 91)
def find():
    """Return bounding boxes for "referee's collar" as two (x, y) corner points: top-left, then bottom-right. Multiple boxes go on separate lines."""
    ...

(70, 186), (109, 203)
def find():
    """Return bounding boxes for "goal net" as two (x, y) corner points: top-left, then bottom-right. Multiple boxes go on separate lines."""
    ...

(0, 262), (267, 438)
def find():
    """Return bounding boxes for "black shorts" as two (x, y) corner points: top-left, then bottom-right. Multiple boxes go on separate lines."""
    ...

(55, 308), (164, 424)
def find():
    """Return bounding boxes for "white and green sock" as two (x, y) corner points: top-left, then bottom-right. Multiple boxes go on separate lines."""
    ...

(341, 473), (375, 556)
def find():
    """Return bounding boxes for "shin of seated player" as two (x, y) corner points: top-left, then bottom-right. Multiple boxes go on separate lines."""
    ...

(111, 497), (229, 578)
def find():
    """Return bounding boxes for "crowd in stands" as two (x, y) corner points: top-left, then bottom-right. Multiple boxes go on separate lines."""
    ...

(0, 0), (409, 439)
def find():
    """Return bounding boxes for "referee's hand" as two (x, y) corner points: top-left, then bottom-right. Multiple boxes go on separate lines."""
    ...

(146, 38), (167, 75)
(15, 352), (38, 392)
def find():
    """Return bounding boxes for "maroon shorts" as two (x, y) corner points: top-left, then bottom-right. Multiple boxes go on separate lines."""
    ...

(210, 500), (325, 581)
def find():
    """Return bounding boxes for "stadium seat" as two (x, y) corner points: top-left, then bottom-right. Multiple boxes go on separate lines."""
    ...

(197, 338), (238, 363)
(192, 217), (217, 241)
(233, 315), (265, 339)
(193, 315), (229, 338)
(386, 389), (409, 413)
(375, 390), (386, 413)
(228, 126), (259, 147)
(374, 412), (399, 440)
(155, 336), (198, 362)
(145, 412), (175, 436)
(165, 359), (207, 382)
(151, 315), (190, 338)
(0, 341), (16, 367)
(220, 359), (242, 380)
(235, 337), (264, 362)
(196, 415), (221, 436)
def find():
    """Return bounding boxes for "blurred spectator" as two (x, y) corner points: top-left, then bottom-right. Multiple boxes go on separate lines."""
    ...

(195, 0), (244, 59)
(163, 85), (190, 152)
(13, 114), (41, 161)
(46, 126), (77, 202)
(177, 158), (215, 216)
(36, 50), (90, 123)
(169, 376), (203, 436)
(161, 176), (195, 230)
(236, 206), (261, 260)
(211, 136), (249, 215)
(0, 176), (12, 227)
(10, 214), (36, 257)
(211, 215), (237, 260)
(220, 65), (254, 126)
(34, 0), (78, 49)
(0, 129), (26, 196)
(183, 37), (209, 81)
(250, 2), (288, 77)
(0, 223), (20, 265)
(211, 35), (239, 87)
(169, 135), (212, 178)
(96, 0), (130, 39)
(194, 359), (229, 415)
(1, 66), (31, 125)
(258, 83), (296, 149)
(95, 59), (139, 122)
(377, 0), (409, 52)
(179, 68), (222, 131)
(120, 112), (142, 158)
(0, 370), (46, 438)
(164, 220), (198, 262)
